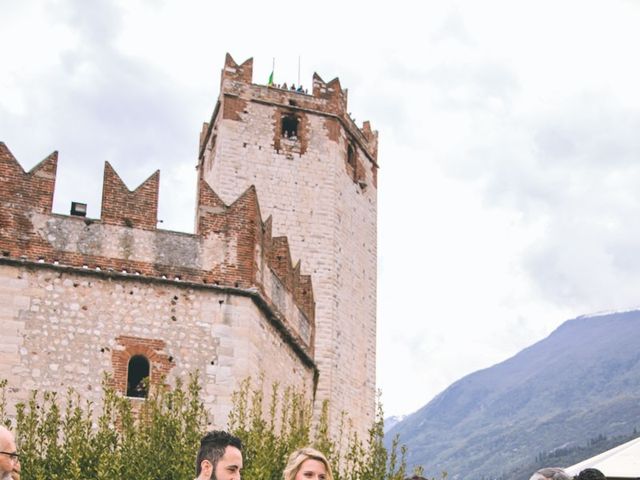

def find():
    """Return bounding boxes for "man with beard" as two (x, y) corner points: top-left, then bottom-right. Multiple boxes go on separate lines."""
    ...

(0, 426), (20, 480)
(195, 430), (243, 480)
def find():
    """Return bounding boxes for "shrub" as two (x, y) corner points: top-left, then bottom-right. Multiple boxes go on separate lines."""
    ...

(1, 373), (206, 480)
(226, 378), (407, 480)
(0, 375), (423, 480)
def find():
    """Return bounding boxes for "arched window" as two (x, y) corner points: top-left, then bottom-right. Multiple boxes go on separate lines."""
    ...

(281, 115), (299, 138)
(126, 355), (150, 398)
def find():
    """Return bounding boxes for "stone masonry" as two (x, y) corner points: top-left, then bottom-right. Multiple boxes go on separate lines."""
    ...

(199, 54), (378, 438)
(0, 141), (316, 427)
(0, 53), (378, 440)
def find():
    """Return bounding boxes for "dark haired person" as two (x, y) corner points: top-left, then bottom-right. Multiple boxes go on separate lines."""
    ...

(576, 468), (606, 480)
(195, 430), (243, 480)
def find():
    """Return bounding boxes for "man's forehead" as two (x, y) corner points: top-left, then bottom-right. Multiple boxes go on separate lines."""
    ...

(221, 446), (243, 465)
(0, 428), (14, 449)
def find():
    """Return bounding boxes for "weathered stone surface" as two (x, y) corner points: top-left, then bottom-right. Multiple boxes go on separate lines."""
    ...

(199, 54), (378, 439)
(0, 263), (314, 425)
(0, 53), (377, 440)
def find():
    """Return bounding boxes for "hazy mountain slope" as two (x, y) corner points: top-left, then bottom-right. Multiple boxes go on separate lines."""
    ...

(384, 415), (407, 434)
(385, 311), (640, 480)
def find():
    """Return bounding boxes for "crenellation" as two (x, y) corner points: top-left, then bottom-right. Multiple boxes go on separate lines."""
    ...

(312, 74), (347, 115)
(0, 143), (58, 214)
(200, 54), (378, 439)
(1, 148), (314, 333)
(1, 53), (376, 441)
(101, 162), (160, 231)
(206, 55), (378, 166)
(222, 53), (253, 84)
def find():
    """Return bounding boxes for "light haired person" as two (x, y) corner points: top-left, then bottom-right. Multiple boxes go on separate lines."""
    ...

(283, 447), (334, 480)
(529, 467), (572, 480)
(0, 426), (20, 480)
(194, 430), (243, 480)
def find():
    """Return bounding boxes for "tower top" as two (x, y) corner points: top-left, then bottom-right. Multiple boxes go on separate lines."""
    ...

(211, 53), (378, 164)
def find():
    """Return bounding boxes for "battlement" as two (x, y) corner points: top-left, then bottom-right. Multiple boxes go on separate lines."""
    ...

(0, 144), (315, 351)
(221, 53), (254, 84)
(196, 179), (315, 330)
(101, 161), (159, 230)
(0, 142), (57, 213)
(210, 54), (378, 164)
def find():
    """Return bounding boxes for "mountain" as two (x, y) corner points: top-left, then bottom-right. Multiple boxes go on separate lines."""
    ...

(385, 311), (640, 480)
(384, 415), (407, 434)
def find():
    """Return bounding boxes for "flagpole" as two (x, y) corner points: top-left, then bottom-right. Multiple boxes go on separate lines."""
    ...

(298, 55), (301, 86)
(268, 57), (275, 87)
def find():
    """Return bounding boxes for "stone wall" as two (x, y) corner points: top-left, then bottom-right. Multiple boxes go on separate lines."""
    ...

(0, 52), (378, 439)
(0, 261), (315, 426)
(199, 54), (378, 438)
(0, 141), (317, 425)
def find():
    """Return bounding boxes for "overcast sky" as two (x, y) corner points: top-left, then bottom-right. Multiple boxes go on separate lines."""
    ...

(3, 0), (640, 418)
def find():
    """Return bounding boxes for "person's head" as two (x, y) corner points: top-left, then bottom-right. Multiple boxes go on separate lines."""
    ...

(195, 430), (243, 480)
(0, 426), (19, 480)
(529, 467), (572, 480)
(283, 447), (333, 480)
(576, 468), (606, 480)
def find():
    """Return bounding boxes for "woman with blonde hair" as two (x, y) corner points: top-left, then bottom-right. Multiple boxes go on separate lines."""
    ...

(283, 447), (334, 480)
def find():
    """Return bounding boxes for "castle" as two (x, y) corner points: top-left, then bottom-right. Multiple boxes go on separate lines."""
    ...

(0, 54), (378, 438)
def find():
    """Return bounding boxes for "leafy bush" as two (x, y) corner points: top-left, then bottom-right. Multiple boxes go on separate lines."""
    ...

(1, 374), (206, 480)
(227, 377), (407, 480)
(0, 375), (419, 480)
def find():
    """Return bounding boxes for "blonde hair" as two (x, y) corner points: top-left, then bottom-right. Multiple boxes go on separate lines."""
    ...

(283, 447), (333, 480)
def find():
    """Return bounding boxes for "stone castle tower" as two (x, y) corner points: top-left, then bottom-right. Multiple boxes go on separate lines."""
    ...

(198, 54), (379, 435)
(0, 53), (377, 439)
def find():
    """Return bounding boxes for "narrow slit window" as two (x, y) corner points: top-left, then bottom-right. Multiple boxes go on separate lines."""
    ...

(126, 355), (150, 398)
(347, 143), (357, 180)
(347, 144), (356, 168)
(282, 115), (299, 138)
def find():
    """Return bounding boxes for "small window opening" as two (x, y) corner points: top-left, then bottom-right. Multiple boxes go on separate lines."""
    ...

(347, 143), (357, 180)
(282, 115), (299, 139)
(347, 144), (355, 167)
(127, 355), (150, 398)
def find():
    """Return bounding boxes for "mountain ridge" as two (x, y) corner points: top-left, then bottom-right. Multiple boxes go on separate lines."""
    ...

(385, 311), (640, 479)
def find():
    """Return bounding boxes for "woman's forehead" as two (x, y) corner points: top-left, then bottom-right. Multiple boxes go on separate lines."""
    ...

(300, 458), (326, 471)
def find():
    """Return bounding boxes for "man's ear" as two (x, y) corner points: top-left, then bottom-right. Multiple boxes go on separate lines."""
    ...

(200, 459), (213, 478)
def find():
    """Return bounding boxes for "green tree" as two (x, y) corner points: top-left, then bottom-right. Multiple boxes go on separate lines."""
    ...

(0, 374), (438, 480)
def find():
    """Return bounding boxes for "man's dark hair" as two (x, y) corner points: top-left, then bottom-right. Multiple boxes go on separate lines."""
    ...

(576, 468), (606, 480)
(195, 430), (243, 476)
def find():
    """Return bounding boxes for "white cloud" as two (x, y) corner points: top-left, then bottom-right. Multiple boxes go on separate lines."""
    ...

(2, 0), (640, 418)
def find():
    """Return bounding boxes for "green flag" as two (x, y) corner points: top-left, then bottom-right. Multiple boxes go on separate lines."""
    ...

(268, 70), (274, 86)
